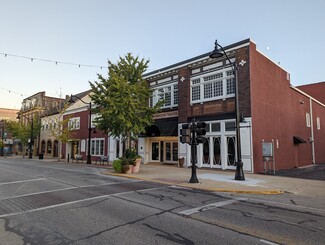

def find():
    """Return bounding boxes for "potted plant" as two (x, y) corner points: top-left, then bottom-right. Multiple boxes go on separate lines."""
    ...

(120, 148), (137, 174)
(132, 155), (142, 173)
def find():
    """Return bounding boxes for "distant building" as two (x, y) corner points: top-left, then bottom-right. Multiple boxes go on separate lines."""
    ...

(0, 108), (19, 156)
(17, 92), (65, 157)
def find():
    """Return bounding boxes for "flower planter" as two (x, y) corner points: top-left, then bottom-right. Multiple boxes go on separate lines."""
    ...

(122, 164), (133, 174)
(132, 158), (142, 173)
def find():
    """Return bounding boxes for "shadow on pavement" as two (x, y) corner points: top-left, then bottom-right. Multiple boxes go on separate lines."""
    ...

(275, 163), (325, 181)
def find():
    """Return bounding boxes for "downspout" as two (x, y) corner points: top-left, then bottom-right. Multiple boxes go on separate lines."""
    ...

(309, 98), (315, 164)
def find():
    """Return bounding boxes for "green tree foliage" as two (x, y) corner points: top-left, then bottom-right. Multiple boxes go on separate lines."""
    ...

(6, 118), (40, 155)
(89, 53), (161, 148)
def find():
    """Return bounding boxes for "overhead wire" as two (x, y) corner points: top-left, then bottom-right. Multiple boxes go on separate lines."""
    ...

(0, 52), (108, 69)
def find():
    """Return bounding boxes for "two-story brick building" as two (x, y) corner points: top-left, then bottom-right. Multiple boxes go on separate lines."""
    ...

(61, 91), (110, 162)
(136, 38), (325, 173)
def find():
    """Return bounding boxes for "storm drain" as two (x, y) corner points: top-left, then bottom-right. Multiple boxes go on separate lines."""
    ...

(0, 181), (165, 217)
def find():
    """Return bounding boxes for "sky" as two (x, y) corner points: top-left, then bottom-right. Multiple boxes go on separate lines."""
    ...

(0, 0), (324, 109)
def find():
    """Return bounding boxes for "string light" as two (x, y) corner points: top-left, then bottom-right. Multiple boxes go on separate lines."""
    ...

(0, 52), (108, 69)
(0, 87), (27, 97)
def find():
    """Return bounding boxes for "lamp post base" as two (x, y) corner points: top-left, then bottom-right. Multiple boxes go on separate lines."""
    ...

(235, 161), (245, 180)
(189, 164), (199, 183)
(86, 155), (91, 164)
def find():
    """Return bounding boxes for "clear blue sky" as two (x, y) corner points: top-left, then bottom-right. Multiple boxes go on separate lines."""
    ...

(1, 0), (324, 109)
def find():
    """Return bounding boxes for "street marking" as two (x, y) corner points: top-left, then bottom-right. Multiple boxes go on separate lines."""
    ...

(260, 239), (279, 245)
(0, 180), (144, 200)
(0, 185), (171, 218)
(0, 195), (112, 218)
(0, 178), (47, 186)
(112, 186), (172, 196)
(179, 197), (247, 216)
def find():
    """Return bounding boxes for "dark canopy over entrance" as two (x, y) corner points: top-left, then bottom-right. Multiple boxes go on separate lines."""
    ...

(144, 118), (178, 137)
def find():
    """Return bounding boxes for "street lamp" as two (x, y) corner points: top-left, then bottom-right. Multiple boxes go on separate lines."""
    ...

(68, 94), (92, 164)
(0, 120), (5, 157)
(17, 115), (34, 159)
(209, 40), (245, 180)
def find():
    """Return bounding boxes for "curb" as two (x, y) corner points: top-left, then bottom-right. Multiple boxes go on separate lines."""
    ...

(102, 172), (284, 195)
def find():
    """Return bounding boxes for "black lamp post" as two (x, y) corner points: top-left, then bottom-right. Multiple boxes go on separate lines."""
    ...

(0, 120), (4, 157)
(209, 40), (245, 180)
(68, 94), (92, 164)
(17, 115), (34, 159)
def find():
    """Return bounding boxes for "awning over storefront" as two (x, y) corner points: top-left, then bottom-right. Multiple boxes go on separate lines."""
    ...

(145, 118), (178, 137)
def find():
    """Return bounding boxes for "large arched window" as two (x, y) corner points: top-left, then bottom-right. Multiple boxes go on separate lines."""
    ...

(41, 140), (46, 153)
(47, 140), (52, 154)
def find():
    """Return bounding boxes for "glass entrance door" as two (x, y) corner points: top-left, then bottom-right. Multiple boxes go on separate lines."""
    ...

(151, 142), (160, 162)
(164, 142), (178, 163)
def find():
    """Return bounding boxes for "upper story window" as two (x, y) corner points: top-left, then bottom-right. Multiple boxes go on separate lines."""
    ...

(150, 82), (178, 108)
(69, 117), (80, 130)
(191, 68), (235, 103)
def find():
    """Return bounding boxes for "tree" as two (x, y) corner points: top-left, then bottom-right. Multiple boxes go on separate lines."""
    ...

(6, 118), (40, 156)
(89, 53), (161, 149)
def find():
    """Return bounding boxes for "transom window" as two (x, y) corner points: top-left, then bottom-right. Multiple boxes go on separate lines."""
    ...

(191, 68), (235, 103)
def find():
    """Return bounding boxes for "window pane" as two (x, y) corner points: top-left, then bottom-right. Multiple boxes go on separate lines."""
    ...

(225, 122), (236, 131)
(227, 78), (235, 95)
(213, 80), (223, 97)
(192, 86), (200, 101)
(173, 85), (178, 105)
(211, 123), (221, 132)
(204, 83), (213, 99)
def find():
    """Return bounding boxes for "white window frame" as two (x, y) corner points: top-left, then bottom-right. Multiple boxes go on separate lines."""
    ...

(150, 82), (178, 108)
(69, 117), (80, 130)
(88, 138), (105, 156)
(190, 68), (235, 104)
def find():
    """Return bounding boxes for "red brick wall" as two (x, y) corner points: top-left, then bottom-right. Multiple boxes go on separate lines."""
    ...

(62, 110), (108, 161)
(297, 82), (325, 104)
(249, 42), (321, 172)
(178, 67), (191, 123)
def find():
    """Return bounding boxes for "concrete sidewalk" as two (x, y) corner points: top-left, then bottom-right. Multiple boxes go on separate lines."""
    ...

(101, 163), (325, 196)
(5, 156), (324, 196)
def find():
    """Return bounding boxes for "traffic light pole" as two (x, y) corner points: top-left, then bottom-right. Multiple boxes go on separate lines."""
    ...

(189, 123), (199, 183)
(180, 120), (206, 184)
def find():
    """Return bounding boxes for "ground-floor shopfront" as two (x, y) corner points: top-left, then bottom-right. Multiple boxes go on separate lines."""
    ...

(178, 118), (253, 172)
(133, 118), (253, 172)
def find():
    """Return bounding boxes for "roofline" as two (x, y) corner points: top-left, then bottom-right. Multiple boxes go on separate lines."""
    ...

(144, 38), (251, 78)
(290, 85), (325, 108)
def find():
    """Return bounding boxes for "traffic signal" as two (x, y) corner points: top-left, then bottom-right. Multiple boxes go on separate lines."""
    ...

(196, 121), (206, 144)
(180, 123), (191, 144)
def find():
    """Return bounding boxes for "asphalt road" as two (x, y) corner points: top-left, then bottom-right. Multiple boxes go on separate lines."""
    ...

(0, 158), (324, 245)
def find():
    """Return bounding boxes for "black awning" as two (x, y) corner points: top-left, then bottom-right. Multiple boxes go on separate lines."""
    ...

(293, 136), (306, 145)
(144, 118), (178, 137)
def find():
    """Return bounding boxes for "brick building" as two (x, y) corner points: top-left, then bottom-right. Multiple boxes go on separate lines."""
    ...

(136, 38), (325, 173)
(61, 91), (110, 162)
(17, 92), (65, 157)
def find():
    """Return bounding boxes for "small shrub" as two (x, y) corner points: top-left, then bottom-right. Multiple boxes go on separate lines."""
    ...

(112, 159), (122, 173)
